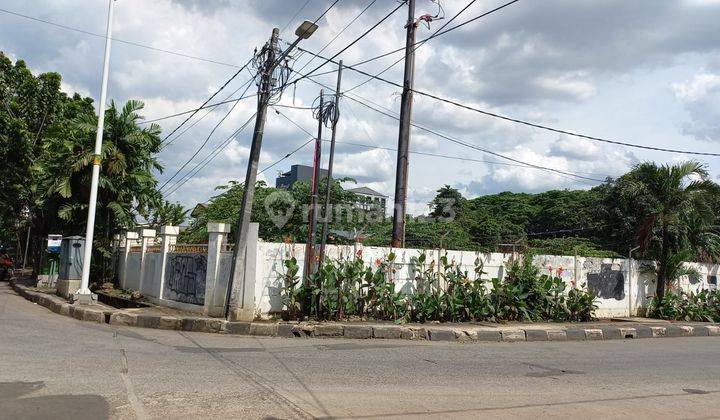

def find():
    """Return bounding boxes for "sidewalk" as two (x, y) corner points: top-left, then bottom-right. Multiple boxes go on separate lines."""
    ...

(9, 279), (720, 343)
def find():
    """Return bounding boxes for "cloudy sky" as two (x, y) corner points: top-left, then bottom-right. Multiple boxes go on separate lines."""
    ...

(2, 0), (719, 215)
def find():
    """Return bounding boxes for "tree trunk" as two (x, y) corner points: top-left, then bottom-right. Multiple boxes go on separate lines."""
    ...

(656, 223), (669, 303)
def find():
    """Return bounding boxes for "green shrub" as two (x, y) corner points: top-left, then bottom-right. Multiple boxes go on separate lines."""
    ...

(277, 250), (598, 323)
(648, 289), (720, 322)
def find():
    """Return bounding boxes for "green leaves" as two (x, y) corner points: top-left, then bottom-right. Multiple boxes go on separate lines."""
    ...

(277, 251), (597, 323)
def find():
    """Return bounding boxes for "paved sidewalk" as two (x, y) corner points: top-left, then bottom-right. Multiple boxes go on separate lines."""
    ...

(9, 279), (720, 343)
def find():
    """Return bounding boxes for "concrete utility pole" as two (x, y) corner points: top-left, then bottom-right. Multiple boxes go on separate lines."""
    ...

(77, 0), (115, 303)
(303, 90), (324, 316)
(319, 61), (343, 265)
(225, 28), (280, 320)
(225, 21), (318, 320)
(391, 0), (417, 248)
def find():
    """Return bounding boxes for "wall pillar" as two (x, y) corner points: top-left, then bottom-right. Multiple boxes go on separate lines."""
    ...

(137, 228), (156, 295)
(204, 222), (230, 316)
(158, 226), (179, 300)
(120, 231), (139, 288)
(228, 222), (259, 321)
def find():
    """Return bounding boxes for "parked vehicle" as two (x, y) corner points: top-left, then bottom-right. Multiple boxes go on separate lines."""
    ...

(0, 250), (13, 281)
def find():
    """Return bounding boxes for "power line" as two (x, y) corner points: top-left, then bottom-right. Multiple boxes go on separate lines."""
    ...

(274, 101), (605, 183)
(350, 0), (520, 69)
(164, 113), (257, 196)
(293, 72), (607, 182)
(283, 0), (407, 88)
(290, 0), (378, 78)
(258, 138), (315, 176)
(161, 58), (252, 143)
(0, 7), (243, 68)
(143, 91), (258, 126)
(160, 81), (255, 191)
(282, 0), (312, 32)
(345, 0), (487, 93)
(295, 48), (720, 157)
(162, 77), (255, 149)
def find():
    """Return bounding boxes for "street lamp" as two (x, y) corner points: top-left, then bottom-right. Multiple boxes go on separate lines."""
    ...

(225, 21), (318, 321)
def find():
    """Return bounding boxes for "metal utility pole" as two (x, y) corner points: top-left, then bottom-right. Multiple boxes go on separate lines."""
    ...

(77, 0), (115, 303)
(303, 91), (324, 315)
(319, 61), (343, 264)
(225, 20), (318, 320)
(225, 28), (280, 320)
(391, 0), (417, 248)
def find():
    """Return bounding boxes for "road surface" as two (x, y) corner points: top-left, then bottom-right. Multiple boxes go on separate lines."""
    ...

(1, 282), (719, 419)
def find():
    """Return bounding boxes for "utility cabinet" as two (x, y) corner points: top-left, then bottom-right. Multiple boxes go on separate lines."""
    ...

(58, 236), (85, 280)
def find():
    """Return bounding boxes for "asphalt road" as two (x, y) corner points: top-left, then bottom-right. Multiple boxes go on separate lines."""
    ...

(1, 282), (719, 419)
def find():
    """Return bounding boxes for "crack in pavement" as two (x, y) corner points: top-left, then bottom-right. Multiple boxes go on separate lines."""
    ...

(177, 330), (315, 419)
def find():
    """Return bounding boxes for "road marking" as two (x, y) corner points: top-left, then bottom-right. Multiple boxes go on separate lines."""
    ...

(115, 335), (148, 420)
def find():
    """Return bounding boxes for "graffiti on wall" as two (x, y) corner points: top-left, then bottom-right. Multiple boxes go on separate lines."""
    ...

(166, 253), (207, 305)
(584, 260), (625, 300)
(708, 275), (718, 286)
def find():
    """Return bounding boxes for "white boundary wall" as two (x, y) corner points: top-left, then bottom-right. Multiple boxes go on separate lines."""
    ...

(118, 224), (720, 319)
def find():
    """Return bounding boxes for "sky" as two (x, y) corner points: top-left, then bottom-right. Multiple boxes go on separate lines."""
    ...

(1, 0), (719, 216)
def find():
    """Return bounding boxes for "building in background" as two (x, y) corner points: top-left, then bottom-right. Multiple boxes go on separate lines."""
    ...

(276, 165), (388, 215)
(347, 186), (388, 215)
(275, 164), (328, 189)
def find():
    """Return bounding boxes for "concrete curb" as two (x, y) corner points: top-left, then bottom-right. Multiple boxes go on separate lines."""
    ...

(10, 281), (720, 343)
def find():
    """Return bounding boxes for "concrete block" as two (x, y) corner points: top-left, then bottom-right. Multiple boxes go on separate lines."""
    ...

(455, 330), (474, 341)
(547, 330), (567, 341)
(501, 330), (526, 342)
(136, 315), (161, 329)
(565, 327), (590, 340)
(82, 309), (104, 323)
(315, 324), (344, 337)
(601, 328), (623, 340)
(585, 329), (603, 340)
(476, 330), (502, 342)
(401, 327), (427, 340)
(183, 318), (223, 333)
(650, 327), (667, 337)
(428, 329), (456, 342)
(225, 322), (252, 335)
(691, 326), (709, 337)
(373, 326), (402, 339)
(159, 316), (181, 330)
(618, 327), (637, 338)
(525, 330), (549, 342)
(59, 304), (71, 316)
(277, 324), (300, 338)
(634, 326), (653, 339)
(344, 325), (373, 339)
(109, 312), (138, 326)
(70, 306), (85, 320)
(249, 323), (278, 336)
(56, 279), (81, 298)
(706, 326), (720, 336)
(666, 325), (693, 337)
(160, 226), (180, 236)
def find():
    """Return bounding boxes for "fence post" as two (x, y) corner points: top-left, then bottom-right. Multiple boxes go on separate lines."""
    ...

(120, 231), (139, 288)
(204, 222), (230, 316)
(158, 226), (179, 301)
(137, 228), (156, 295)
(228, 222), (259, 321)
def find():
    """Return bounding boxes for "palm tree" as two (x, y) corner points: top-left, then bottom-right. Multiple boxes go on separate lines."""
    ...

(627, 161), (720, 302)
(35, 100), (163, 279)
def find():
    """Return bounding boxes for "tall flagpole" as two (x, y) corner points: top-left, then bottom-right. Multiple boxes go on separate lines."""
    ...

(77, 0), (115, 302)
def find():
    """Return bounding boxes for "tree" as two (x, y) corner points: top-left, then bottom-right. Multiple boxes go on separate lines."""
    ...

(180, 178), (367, 244)
(148, 200), (188, 227)
(612, 161), (720, 302)
(33, 99), (163, 279)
